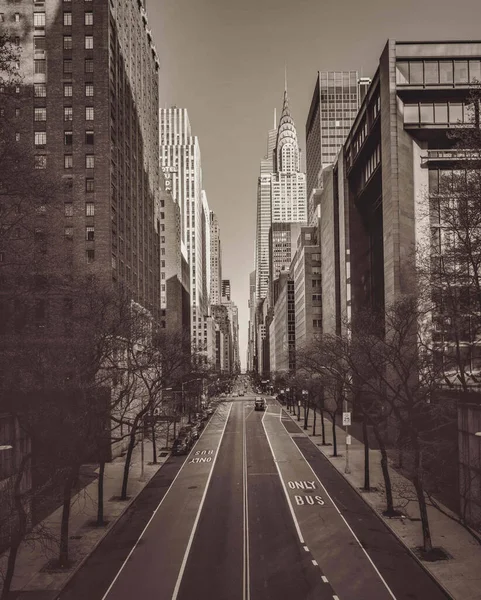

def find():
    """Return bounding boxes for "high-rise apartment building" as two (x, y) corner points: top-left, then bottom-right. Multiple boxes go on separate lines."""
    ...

(221, 279), (231, 302)
(1, 0), (161, 317)
(210, 211), (222, 306)
(306, 71), (363, 224)
(160, 108), (209, 334)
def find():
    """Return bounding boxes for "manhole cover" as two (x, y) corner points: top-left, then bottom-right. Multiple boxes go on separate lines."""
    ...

(188, 485), (198, 489)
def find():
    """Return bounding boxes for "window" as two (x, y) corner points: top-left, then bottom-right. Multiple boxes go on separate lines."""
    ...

(85, 11), (93, 25)
(434, 103), (448, 123)
(34, 155), (46, 169)
(63, 83), (72, 97)
(86, 226), (94, 241)
(85, 178), (94, 192)
(65, 226), (73, 238)
(424, 61), (439, 84)
(85, 130), (94, 144)
(64, 154), (73, 169)
(439, 61), (453, 84)
(84, 35), (93, 49)
(85, 155), (95, 169)
(85, 106), (94, 120)
(469, 60), (481, 83)
(34, 59), (46, 74)
(64, 106), (72, 121)
(34, 107), (46, 121)
(420, 104), (434, 124)
(85, 83), (94, 97)
(34, 12), (45, 27)
(64, 203), (73, 217)
(63, 12), (71, 26)
(312, 294), (322, 302)
(86, 249), (95, 263)
(63, 59), (72, 74)
(85, 59), (93, 73)
(449, 103), (463, 124)
(454, 60), (469, 84)
(63, 35), (72, 50)
(34, 37), (45, 52)
(64, 131), (72, 145)
(34, 83), (46, 97)
(86, 202), (94, 216)
(313, 319), (322, 328)
(34, 131), (46, 146)
(404, 104), (419, 124)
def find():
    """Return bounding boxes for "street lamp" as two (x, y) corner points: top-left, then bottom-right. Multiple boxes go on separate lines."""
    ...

(285, 387), (291, 412)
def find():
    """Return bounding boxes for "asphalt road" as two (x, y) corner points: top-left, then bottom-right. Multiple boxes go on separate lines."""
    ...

(58, 394), (452, 600)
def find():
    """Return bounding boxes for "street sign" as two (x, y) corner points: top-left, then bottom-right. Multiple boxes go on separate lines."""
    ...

(346, 435), (352, 445)
(342, 412), (351, 426)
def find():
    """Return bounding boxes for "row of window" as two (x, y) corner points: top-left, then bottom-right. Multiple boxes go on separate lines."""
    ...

(63, 35), (94, 50)
(64, 226), (96, 241)
(35, 131), (94, 146)
(404, 102), (474, 125)
(63, 11), (93, 26)
(33, 107), (95, 121)
(34, 155), (95, 169)
(65, 202), (95, 217)
(34, 82), (94, 98)
(362, 143), (381, 185)
(396, 59), (481, 86)
(34, 58), (95, 74)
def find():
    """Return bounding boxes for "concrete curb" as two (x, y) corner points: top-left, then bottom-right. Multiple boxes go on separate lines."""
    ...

(280, 405), (455, 600)
(53, 456), (169, 600)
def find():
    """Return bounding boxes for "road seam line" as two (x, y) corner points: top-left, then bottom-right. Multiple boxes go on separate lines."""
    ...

(100, 405), (227, 600)
(171, 402), (233, 600)
(261, 409), (305, 545)
(278, 407), (397, 600)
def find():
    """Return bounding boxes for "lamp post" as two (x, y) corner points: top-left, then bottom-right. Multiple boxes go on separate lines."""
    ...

(285, 387), (290, 411)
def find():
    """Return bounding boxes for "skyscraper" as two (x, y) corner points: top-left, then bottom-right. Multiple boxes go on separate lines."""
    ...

(255, 114), (277, 301)
(210, 211), (222, 306)
(1, 0), (161, 317)
(160, 108), (209, 333)
(306, 71), (363, 224)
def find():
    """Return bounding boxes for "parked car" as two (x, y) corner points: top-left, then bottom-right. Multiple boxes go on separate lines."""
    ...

(172, 434), (192, 455)
(239, 391), (244, 396)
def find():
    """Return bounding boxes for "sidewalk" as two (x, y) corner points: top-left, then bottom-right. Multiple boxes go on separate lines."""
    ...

(281, 405), (481, 600)
(0, 427), (176, 599)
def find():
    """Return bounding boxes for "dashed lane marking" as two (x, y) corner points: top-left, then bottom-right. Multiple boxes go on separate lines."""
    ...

(312, 559), (318, 566)
(303, 545), (309, 552)
(322, 576), (329, 583)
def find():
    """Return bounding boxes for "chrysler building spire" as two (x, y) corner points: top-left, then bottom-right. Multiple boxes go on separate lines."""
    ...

(275, 85), (300, 173)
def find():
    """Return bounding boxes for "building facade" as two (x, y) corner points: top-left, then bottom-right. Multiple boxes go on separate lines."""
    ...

(210, 211), (222, 306)
(160, 107), (209, 337)
(306, 71), (362, 225)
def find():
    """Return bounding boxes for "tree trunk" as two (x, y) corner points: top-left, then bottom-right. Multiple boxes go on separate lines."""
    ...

(151, 414), (157, 464)
(413, 440), (433, 553)
(332, 412), (338, 456)
(121, 418), (139, 501)
(320, 409), (326, 445)
(372, 424), (395, 515)
(97, 461), (105, 526)
(312, 405), (317, 436)
(1, 456), (30, 600)
(58, 465), (79, 567)
(363, 416), (370, 491)
(303, 400), (309, 430)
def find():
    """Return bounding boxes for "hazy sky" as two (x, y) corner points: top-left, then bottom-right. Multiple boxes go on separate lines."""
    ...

(148, 0), (481, 369)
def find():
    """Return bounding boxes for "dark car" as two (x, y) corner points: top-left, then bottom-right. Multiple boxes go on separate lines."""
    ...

(254, 397), (267, 411)
(172, 436), (191, 455)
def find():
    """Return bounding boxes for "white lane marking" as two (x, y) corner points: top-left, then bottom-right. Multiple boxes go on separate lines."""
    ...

(243, 401), (250, 600)
(171, 402), (233, 600)
(279, 417), (397, 600)
(303, 545), (309, 552)
(101, 404), (230, 600)
(322, 576), (329, 583)
(261, 408), (305, 545)
(333, 596), (340, 600)
(312, 559), (318, 566)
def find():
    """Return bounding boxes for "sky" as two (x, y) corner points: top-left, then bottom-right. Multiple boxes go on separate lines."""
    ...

(148, 0), (481, 369)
